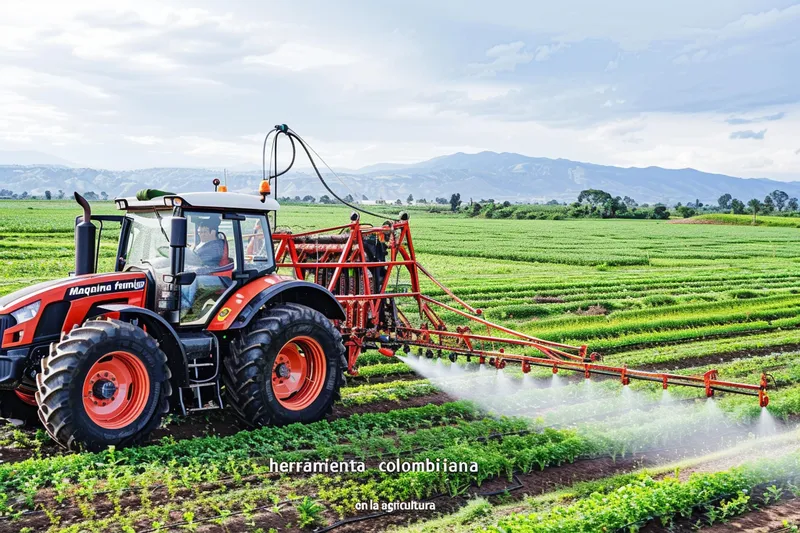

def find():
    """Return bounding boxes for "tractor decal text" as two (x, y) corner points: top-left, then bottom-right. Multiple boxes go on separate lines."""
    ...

(66, 280), (146, 300)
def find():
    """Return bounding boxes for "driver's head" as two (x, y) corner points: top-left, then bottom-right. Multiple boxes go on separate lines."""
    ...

(196, 216), (220, 243)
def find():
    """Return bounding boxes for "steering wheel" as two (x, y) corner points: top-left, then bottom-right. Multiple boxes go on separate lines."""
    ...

(157, 245), (170, 258)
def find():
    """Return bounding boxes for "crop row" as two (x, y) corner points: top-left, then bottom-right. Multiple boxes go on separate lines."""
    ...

(485, 451), (800, 532)
(606, 328), (800, 367)
(0, 402), (479, 499)
(339, 380), (439, 407)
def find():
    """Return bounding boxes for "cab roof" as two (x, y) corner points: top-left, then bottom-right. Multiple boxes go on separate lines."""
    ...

(116, 192), (280, 212)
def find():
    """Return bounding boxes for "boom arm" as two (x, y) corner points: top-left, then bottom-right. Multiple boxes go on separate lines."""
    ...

(273, 215), (770, 408)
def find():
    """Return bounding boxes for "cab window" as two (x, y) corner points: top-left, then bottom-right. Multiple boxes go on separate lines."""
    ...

(240, 214), (275, 273)
(180, 212), (236, 325)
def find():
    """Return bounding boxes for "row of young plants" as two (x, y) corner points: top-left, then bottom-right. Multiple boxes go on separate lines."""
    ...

(527, 296), (800, 342)
(0, 402), (479, 500)
(566, 314), (800, 353)
(314, 429), (596, 517)
(339, 380), (439, 407)
(435, 265), (800, 299)
(481, 288), (797, 321)
(2, 417), (540, 529)
(605, 328), (800, 367)
(485, 451), (800, 532)
(467, 276), (800, 307)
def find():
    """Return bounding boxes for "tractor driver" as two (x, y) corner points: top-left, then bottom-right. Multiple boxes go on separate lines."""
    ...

(193, 216), (225, 266)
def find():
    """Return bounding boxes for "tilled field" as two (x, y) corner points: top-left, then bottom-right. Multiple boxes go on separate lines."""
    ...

(2, 202), (800, 532)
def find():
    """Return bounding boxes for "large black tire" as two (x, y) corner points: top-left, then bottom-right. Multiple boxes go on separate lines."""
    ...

(0, 389), (38, 425)
(36, 319), (172, 451)
(223, 303), (346, 426)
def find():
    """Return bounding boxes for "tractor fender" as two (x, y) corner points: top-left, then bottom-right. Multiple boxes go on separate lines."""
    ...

(209, 278), (346, 331)
(97, 304), (189, 386)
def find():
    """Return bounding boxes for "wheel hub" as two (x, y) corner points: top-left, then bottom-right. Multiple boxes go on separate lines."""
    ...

(275, 363), (291, 379)
(92, 380), (117, 400)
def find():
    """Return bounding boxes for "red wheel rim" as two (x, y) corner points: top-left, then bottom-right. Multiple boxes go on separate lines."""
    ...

(271, 336), (327, 411)
(82, 351), (150, 429)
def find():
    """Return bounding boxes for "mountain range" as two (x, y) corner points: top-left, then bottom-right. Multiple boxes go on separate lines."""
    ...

(1, 151), (798, 205)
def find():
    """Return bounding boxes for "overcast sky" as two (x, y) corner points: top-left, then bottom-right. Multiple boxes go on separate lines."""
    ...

(1, 0), (798, 180)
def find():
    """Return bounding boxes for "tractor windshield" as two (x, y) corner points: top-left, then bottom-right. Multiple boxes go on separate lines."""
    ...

(122, 211), (173, 274)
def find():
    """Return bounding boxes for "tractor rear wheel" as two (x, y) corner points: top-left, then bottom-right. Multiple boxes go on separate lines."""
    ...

(223, 303), (346, 426)
(0, 388), (39, 426)
(36, 319), (171, 451)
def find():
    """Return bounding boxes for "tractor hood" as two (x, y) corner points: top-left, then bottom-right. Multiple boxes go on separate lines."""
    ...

(0, 272), (149, 351)
(0, 273), (148, 314)
(0, 278), (68, 311)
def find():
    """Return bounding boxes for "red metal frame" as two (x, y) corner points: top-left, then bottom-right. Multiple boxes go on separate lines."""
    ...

(273, 217), (769, 407)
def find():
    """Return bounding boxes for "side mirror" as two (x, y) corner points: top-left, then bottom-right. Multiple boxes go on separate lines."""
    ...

(163, 272), (196, 285)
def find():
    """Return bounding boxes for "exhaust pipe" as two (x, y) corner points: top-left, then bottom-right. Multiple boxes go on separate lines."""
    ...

(74, 192), (96, 275)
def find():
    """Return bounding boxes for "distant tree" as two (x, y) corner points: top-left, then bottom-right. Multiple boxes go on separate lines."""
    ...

(417, 198), (427, 204)
(651, 206), (670, 220)
(762, 195), (775, 214)
(83, 191), (98, 200)
(449, 193), (462, 212)
(770, 190), (788, 211)
(730, 199), (745, 214)
(502, 200), (511, 208)
(718, 193), (732, 210)
(344, 194), (354, 203)
(302, 195), (316, 203)
(406, 194), (414, 205)
(57, 189), (65, 200)
(577, 189), (612, 207)
(622, 195), (638, 208)
(676, 206), (696, 218)
(694, 198), (703, 208)
(45, 190), (52, 200)
(20, 191), (29, 199)
(546, 199), (560, 205)
(747, 198), (762, 223)
(100, 191), (108, 201)
(395, 198), (402, 205)
(319, 195), (332, 204)
(293, 195), (301, 202)
(361, 194), (369, 201)
(435, 197), (448, 205)
(789, 198), (799, 212)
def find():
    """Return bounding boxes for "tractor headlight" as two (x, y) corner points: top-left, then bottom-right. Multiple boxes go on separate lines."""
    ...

(10, 301), (40, 324)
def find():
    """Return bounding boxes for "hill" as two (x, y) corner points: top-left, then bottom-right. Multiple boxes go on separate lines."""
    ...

(1, 151), (798, 204)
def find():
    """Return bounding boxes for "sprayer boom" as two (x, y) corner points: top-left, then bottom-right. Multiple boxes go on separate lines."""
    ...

(273, 216), (769, 407)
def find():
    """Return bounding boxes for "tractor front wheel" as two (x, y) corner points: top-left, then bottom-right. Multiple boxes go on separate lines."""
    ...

(36, 319), (171, 451)
(223, 303), (346, 426)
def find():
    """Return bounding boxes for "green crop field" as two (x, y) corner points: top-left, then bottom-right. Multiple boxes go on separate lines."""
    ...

(1, 199), (800, 532)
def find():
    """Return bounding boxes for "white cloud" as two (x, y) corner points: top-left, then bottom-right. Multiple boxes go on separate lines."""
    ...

(468, 41), (534, 76)
(124, 135), (163, 145)
(242, 43), (358, 71)
(533, 42), (566, 61)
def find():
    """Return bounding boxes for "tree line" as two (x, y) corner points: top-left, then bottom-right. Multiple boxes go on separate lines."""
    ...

(0, 190), (109, 201)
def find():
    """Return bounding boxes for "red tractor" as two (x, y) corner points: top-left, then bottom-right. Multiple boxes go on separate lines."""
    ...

(0, 125), (770, 451)
(0, 185), (348, 450)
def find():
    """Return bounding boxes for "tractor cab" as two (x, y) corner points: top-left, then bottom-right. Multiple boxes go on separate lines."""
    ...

(110, 191), (280, 326)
